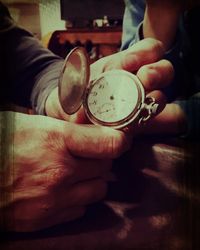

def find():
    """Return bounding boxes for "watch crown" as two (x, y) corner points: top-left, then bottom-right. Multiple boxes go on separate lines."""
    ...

(138, 97), (159, 124)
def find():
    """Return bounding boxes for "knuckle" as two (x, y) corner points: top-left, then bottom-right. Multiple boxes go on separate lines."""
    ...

(141, 64), (159, 89)
(109, 133), (129, 158)
(139, 58), (175, 90)
(145, 38), (164, 59)
(45, 167), (66, 186)
(162, 59), (174, 78)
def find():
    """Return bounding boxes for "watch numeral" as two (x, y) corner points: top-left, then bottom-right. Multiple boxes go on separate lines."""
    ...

(91, 91), (97, 96)
(99, 84), (104, 89)
(89, 100), (97, 105)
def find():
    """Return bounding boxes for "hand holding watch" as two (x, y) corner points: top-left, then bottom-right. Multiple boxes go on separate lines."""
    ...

(59, 47), (159, 129)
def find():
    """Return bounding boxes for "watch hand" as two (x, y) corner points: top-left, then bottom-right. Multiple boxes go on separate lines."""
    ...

(110, 94), (126, 102)
(98, 108), (113, 114)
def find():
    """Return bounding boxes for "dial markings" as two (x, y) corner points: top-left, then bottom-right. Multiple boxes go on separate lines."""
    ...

(87, 72), (139, 123)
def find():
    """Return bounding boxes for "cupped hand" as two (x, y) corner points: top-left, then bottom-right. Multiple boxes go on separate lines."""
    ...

(0, 112), (130, 232)
(45, 38), (174, 124)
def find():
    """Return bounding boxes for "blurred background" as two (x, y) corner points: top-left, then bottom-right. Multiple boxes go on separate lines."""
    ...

(3, 0), (125, 62)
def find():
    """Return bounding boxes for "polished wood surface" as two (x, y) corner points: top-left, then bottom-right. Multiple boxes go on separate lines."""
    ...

(2, 137), (200, 250)
(56, 27), (122, 45)
(46, 28), (122, 61)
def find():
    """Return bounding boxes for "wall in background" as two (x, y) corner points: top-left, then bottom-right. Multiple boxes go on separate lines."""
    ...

(4, 0), (65, 39)
(4, 1), (41, 38)
(39, 0), (65, 37)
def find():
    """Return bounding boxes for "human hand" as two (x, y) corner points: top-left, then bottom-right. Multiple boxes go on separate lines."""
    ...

(144, 1), (183, 51)
(0, 112), (130, 232)
(145, 0), (198, 10)
(144, 1), (199, 50)
(92, 38), (187, 136)
(137, 103), (187, 136)
(92, 38), (187, 137)
(45, 38), (173, 125)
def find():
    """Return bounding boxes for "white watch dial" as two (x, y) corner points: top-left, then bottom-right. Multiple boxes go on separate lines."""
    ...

(86, 71), (140, 123)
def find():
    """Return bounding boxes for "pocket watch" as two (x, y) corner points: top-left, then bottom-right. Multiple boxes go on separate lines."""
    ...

(59, 47), (159, 129)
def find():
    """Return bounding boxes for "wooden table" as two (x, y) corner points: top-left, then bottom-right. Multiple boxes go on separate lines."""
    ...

(2, 137), (200, 250)
(46, 28), (122, 62)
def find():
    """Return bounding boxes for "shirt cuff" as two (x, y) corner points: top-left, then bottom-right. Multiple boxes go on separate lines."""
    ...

(31, 60), (64, 115)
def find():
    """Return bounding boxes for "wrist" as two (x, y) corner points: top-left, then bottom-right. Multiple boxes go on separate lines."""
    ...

(143, 3), (182, 51)
(45, 87), (78, 121)
(146, 1), (183, 10)
(45, 87), (61, 118)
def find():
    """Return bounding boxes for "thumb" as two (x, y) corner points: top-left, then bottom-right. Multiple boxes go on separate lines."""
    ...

(66, 124), (131, 159)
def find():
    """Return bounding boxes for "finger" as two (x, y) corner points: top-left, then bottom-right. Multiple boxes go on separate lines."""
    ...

(90, 38), (164, 81)
(45, 87), (89, 123)
(66, 124), (131, 158)
(139, 103), (187, 135)
(67, 106), (90, 124)
(11, 206), (86, 232)
(60, 159), (112, 185)
(39, 178), (107, 212)
(146, 90), (167, 115)
(116, 38), (165, 73)
(46, 205), (86, 226)
(33, 179), (106, 230)
(137, 59), (174, 91)
(65, 178), (107, 206)
(17, 179), (106, 229)
(71, 159), (112, 183)
(45, 87), (70, 120)
(42, 179), (106, 215)
(5, 193), (86, 232)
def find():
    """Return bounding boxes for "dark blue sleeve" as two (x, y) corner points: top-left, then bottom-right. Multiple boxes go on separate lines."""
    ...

(0, 3), (64, 114)
(1, 27), (63, 112)
(121, 0), (145, 50)
(121, 0), (184, 102)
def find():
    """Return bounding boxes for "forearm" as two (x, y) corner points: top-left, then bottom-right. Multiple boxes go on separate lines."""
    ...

(31, 60), (63, 115)
(121, 0), (145, 50)
(0, 2), (63, 110)
(143, 2), (182, 51)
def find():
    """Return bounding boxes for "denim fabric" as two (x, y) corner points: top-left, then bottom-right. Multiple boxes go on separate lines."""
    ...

(0, 2), (63, 114)
(121, 1), (200, 139)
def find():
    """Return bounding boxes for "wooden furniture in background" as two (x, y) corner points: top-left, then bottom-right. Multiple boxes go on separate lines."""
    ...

(46, 27), (122, 62)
